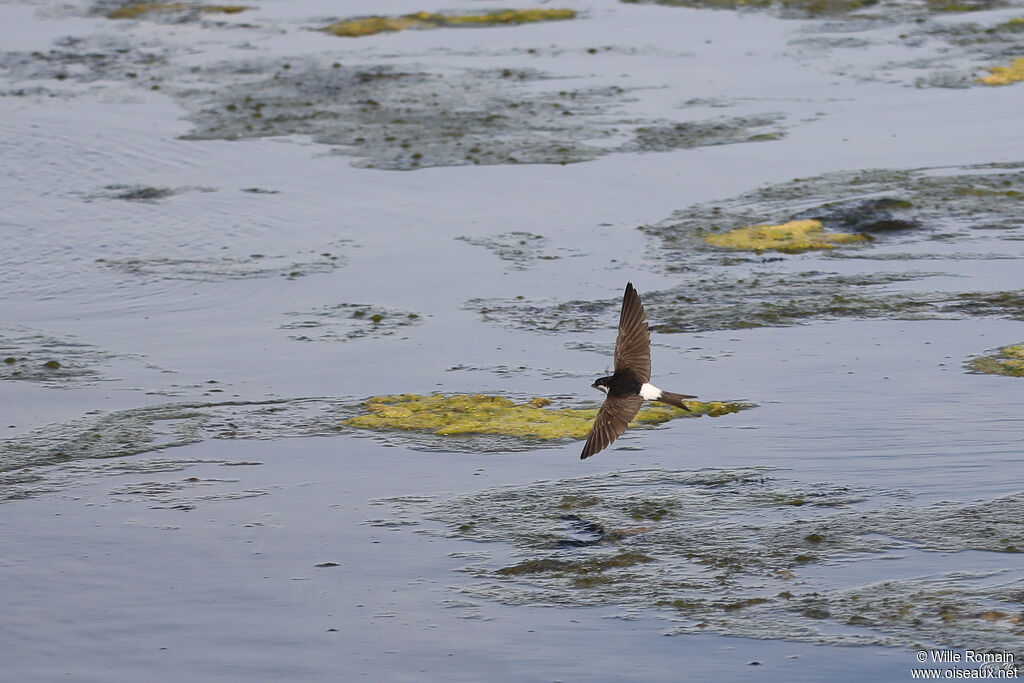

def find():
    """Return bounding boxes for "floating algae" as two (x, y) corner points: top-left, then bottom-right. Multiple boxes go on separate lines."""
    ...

(281, 303), (422, 342)
(466, 272), (1024, 334)
(621, 0), (1008, 18)
(370, 469), (1024, 657)
(106, 2), (248, 19)
(966, 342), (1024, 377)
(978, 56), (1024, 85)
(625, 115), (786, 152)
(0, 397), (362, 501)
(0, 327), (118, 386)
(343, 393), (743, 441)
(321, 9), (576, 38)
(178, 61), (621, 170)
(93, 184), (181, 202)
(174, 58), (790, 170)
(703, 219), (868, 253)
(455, 232), (571, 270)
(95, 247), (344, 282)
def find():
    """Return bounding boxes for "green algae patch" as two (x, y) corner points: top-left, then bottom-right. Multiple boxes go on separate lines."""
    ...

(978, 56), (1024, 85)
(107, 3), (249, 19)
(343, 393), (743, 441)
(321, 9), (576, 38)
(704, 219), (868, 253)
(967, 343), (1024, 377)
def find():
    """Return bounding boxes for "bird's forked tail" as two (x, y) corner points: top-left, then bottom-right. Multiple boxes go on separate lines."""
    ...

(656, 391), (696, 411)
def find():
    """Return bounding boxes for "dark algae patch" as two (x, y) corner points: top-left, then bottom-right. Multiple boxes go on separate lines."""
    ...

(467, 274), (1024, 334)
(179, 61), (623, 170)
(373, 469), (1024, 657)
(95, 248), (344, 281)
(175, 58), (790, 170)
(621, 0), (1010, 18)
(619, 0), (890, 18)
(0, 397), (366, 501)
(455, 232), (572, 270)
(281, 303), (422, 342)
(622, 0), (1024, 87)
(624, 114), (786, 152)
(0, 328), (116, 386)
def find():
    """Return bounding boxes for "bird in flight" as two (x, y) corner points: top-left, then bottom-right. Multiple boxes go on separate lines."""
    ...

(581, 282), (695, 459)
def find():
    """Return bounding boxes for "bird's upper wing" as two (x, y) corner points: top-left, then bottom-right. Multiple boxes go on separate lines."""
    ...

(580, 394), (644, 459)
(613, 282), (651, 383)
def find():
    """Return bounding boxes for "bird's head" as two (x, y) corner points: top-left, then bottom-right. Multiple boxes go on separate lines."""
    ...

(592, 376), (612, 394)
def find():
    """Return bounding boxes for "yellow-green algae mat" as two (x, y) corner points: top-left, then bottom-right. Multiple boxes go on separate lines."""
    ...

(322, 9), (576, 38)
(106, 2), (249, 18)
(703, 219), (868, 254)
(967, 343), (1024, 377)
(370, 469), (1024, 656)
(344, 393), (743, 441)
(978, 56), (1024, 86)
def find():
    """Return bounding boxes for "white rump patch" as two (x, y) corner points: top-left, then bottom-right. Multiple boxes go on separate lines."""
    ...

(639, 383), (662, 401)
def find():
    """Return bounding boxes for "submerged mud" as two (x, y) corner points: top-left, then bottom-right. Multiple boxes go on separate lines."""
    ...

(375, 469), (1024, 656)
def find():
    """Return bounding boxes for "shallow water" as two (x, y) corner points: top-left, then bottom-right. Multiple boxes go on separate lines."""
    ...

(2, 0), (1024, 680)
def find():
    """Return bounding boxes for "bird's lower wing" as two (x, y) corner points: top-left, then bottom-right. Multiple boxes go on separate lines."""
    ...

(580, 395), (644, 460)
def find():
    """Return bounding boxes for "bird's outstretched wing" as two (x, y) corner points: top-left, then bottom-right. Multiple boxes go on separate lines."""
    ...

(580, 394), (644, 459)
(613, 282), (651, 383)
